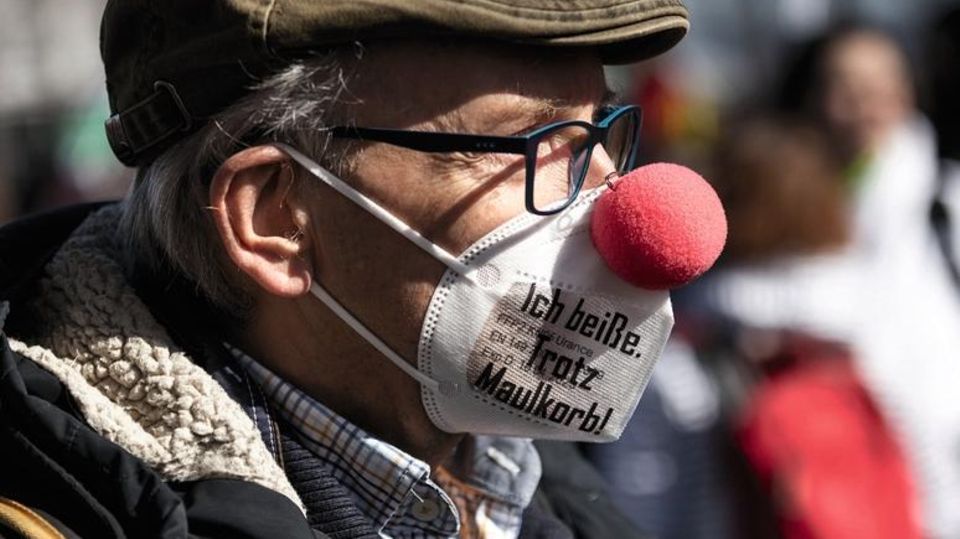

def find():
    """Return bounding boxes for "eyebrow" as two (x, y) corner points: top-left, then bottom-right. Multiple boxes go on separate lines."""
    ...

(489, 86), (621, 135)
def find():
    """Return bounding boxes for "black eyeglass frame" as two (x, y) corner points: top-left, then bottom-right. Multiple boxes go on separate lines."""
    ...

(330, 104), (643, 215)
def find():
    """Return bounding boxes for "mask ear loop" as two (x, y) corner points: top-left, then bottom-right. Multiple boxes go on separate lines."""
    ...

(278, 143), (581, 397)
(309, 282), (453, 394)
(277, 143), (477, 280)
(277, 144), (469, 395)
(276, 143), (556, 296)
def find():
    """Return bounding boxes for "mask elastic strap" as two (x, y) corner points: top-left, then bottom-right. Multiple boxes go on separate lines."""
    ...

(278, 143), (475, 280)
(309, 282), (446, 393)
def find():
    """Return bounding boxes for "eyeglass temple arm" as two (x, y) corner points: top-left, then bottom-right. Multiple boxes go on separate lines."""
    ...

(331, 126), (528, 154)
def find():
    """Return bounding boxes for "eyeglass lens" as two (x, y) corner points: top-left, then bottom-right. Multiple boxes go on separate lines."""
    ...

(605, 111), (638, 173)
(531, 110), (638, 213)
(532, 124), (592, 212)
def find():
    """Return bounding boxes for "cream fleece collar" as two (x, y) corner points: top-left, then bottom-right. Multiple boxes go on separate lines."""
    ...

(8, 205), (304, 513)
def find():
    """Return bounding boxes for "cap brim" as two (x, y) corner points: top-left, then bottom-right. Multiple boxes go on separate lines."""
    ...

(539, 15), (689, 64)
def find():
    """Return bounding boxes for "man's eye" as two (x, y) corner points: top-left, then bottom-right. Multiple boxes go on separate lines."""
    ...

(450, 150), (486, 163)
(441, 150), (519, 172)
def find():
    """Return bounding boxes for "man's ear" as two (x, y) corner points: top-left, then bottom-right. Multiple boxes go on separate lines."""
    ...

(209, 145), (313, 297)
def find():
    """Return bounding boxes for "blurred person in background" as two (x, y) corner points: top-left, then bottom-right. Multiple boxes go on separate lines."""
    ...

(777, 23), (960, 538)
(583, 335), (736, 539)
(817, 27), (915, 171)
(682, 115), (921, 539)
(814, 26), (942, 255)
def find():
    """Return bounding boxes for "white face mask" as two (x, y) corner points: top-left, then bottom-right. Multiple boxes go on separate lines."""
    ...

(279, 144), (673, 442)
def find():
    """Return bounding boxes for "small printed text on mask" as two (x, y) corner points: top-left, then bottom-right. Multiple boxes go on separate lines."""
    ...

(466, 283), (650, 436)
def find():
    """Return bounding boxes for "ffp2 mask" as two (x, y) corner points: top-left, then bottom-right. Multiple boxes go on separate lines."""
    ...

(280, 144), (673, 442)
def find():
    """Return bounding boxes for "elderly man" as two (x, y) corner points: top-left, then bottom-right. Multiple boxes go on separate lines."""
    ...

(0, 1), (699, 537)
(811, 27), (960, 539)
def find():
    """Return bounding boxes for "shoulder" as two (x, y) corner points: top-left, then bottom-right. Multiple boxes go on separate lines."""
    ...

(0, 203), (111, 303)
(0, 332), (317, 538)
(0, 204), (318, 538)
(527, 441), (651, 539)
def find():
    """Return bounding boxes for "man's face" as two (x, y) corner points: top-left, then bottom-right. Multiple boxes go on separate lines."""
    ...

(300, 40), (612, 366)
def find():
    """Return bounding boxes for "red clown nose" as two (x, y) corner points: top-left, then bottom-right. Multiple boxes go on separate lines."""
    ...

(591, 163), (727, 290)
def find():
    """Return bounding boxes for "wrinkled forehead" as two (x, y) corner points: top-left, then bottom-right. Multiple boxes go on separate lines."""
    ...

(345, 39), (608, 128)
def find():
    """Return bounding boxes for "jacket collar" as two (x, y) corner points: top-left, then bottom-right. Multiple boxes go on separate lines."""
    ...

(4, 203), (303, 512)
(0, 203), (107, 304)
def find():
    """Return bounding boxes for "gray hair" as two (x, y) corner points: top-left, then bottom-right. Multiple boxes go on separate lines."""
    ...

(120, 48), (361, 319)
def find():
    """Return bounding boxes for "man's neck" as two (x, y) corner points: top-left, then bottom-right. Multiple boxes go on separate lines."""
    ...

(238, 294), (463, 467)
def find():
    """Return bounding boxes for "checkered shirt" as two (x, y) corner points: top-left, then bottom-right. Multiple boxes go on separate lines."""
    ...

(231, 347), (540, 539)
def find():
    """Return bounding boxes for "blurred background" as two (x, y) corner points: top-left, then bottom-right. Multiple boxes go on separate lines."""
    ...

(3, 0), (960, 538)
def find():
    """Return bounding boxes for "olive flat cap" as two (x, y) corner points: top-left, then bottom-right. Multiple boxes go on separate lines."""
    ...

(102, 0), (688, 166)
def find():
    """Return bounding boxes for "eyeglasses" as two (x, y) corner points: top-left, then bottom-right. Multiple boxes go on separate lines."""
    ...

(330, 105), (642, 215)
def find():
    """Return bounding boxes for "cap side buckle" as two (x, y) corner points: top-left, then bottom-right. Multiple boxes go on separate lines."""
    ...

(105, 81), (193, 166)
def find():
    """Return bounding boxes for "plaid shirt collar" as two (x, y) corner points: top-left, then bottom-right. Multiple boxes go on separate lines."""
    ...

(230, 346), (461, 537)
(229, 346), (545, 539)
